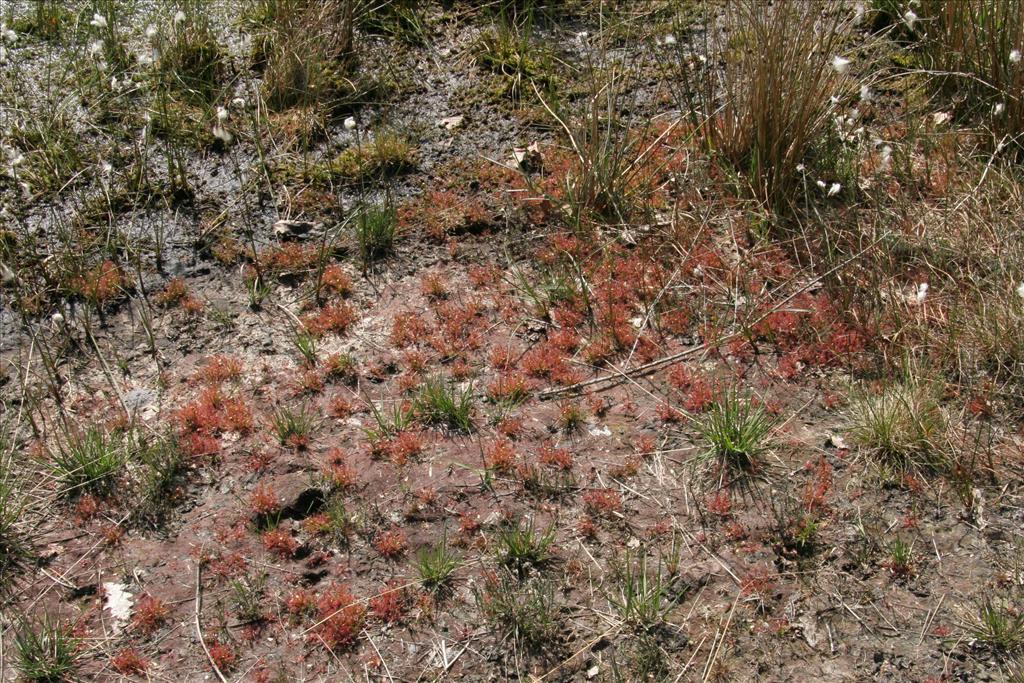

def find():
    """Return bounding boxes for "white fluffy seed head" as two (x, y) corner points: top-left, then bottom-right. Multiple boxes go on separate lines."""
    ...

(913, 282), (929, 304)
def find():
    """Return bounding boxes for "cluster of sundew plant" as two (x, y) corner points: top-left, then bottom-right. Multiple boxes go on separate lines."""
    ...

(2, 0), (1024, 680)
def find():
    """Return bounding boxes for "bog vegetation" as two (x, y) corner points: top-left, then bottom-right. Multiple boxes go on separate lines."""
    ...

(1, 0), (1023, 680)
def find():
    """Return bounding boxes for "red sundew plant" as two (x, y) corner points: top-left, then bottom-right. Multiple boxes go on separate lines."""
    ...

(497, 416), (524, 439)
(646, 520), (672, 538)
(900, 473), (924, 495)
(420, 271), (450, 300)
(222, 398), (254, 433)
(659, 307), (691, 335)
(633, 434), (656, 456)
(195, 355), (244, 385)
(286, 589), (316, 616)
(245, 449), (273, 473)
(323, 354), (358, 383)
(802, 457), (833, 512)
(468, 264), (500, 288)
(208, 551), (248, 579)
(551, 303), (585, 330)
(374, 527), (408, 559)
(154, 278), (189, 307)
(670, 365), (716, 405)
(240, 623), (262, 644)
(609, 454), (642, 479)
(111, 648), (148, 675)
(497, 296), (526, 324)
(966, 390), (993, 418)
(429, 329), (483, 360)
(102, 523), (125, 546)
(388, 430), (424, 466)
(458, 512), (481, 536)
(324, 446), (355, 474)
(725, 521), (748, 541)
(294, 368), (325, 396)
(582, 488), (623, 516)
(402, 349), (427, 373)
(206, 640), (237, 673)
(707, 490), (732, 517)
(740, 566), (776, 603)
(303, 513), (331, 535)
(366, 434), (391, 461)
(183, 433), (221, 458)
(324, 460), (358, 489)
(592, 298), (636, 352)
(74, 494), (100, 521)
(416, 487), (439, 507)
(668, 366), (696, 391)
(369, 581), (408, 623)
(776, 352), (803, 380)
(632, 334), (662, 363)
(437, 300), (483, 332)
(684, 245), (726, 280)
(396, 372), (420, 394)
(586, 394), (608, 417)
(181, 295), (205, 314)
(549, 328), (580, 352)
(401, 189), (491, 242)
(132, 594), (169, 634)
(106, 411), (132, 434)
(320, 264), (353, 297)
(177, 387), (226, 433)
(451, 358), (474, 380)
(521, 343), (577, 385)
(557, 402), (587, 432)
(71, 260), (123, 307)
(391, 311), (431, 348)
(176, 386), (253, 450)
(304, 301), (355, 337)
(577, 515), (597, 539)
(656, 402), (685, 423)
(583, 336), (617, 366)
(262, 528), (299, 558)
(486, 438), (518, 472)
(538, 443), (573, 470)
(262, 243), (319, 275)
(249, 483), (279, 518)
(312, 584), (366, 652)
(684, 377), (715, 412)
(753, 309), (803, 344)
(486, 372), (530, 405)
(822, 392), (842, 411)
(328, 394), (355, 418)
(489, 346), (516, 370)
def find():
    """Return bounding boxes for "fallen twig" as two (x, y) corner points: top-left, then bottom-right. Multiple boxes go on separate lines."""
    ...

(195, 560), (229, 683)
